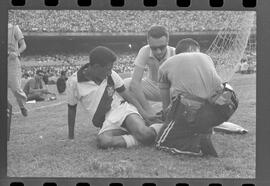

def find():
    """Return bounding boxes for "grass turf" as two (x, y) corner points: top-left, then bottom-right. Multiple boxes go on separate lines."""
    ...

(7, 73), (255, 178)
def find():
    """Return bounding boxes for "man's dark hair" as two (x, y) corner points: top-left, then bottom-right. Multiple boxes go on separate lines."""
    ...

(175, 38), (200, 54)
(89, 46), (117, 66)
(147, 25), (169, 39)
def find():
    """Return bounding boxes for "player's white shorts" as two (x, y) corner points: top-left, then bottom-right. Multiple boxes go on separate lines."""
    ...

(98, 102), (141, 135)
(124, 77), (161, 102)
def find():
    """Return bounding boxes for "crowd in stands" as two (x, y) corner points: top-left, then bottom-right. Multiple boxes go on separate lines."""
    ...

(12, 10), (255, 80)
(9, 10), (256, 33)
(21, 52), (256, 82)
(22, 65), (80, 79)
(21, 53), (136, 79)
(22, 54), (88, 66)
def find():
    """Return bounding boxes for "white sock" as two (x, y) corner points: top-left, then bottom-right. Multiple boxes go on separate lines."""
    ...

(150, 123), (164, 135)
(122, 135), (139, 148)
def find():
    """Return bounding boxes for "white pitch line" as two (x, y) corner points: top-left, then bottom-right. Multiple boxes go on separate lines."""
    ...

(13, 101), (65, 115)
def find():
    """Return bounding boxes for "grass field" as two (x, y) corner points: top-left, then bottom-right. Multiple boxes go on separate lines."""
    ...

(7, 73), (256, 178)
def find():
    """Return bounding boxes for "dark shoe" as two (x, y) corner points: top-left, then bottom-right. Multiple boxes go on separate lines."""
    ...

(200, 134), (218, 157)
(21, 107), (28, 117)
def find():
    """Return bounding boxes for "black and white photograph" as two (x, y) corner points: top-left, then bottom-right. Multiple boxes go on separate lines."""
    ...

(7, 10), (256, 178)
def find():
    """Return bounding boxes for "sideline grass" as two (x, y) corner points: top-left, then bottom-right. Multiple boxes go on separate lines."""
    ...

(7, 73), (255, 178)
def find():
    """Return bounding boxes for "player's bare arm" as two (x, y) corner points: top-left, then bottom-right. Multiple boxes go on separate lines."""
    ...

(129, 65), (156, 114)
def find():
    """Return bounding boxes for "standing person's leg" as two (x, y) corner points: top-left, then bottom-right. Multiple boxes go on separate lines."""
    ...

(8, 56), (27, 116)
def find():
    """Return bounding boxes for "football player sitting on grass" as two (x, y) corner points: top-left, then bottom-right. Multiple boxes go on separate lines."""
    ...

(23, 70), (56, 102)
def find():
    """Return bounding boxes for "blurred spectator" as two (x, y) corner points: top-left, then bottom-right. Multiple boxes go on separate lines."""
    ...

(56, 70), (68, 94)
(43, 70), (49, 85)
(240, 59), (249, 74)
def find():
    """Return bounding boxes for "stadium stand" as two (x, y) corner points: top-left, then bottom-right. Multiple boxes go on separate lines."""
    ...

(9, 10), (255, 78)
(21, 53), (137, 78)
(9, 10), (255, 33)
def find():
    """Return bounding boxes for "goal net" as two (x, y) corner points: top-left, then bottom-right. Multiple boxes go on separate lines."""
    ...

(206, 12), (256, 82)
